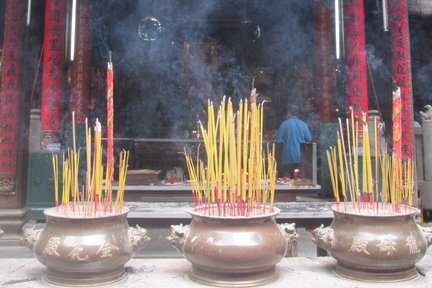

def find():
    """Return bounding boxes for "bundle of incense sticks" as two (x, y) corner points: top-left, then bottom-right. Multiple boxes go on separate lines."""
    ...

(326, 107), (415, 213)
(184, 97), (277, 217)
(52, 116), (129, 217)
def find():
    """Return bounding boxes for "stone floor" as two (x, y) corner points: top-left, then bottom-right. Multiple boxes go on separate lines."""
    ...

(1, 254), (432, 287)
(1, 226), (432, 288)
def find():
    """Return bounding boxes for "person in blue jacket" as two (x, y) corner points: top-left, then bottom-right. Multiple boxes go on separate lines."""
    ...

(275, 105), (312, 178)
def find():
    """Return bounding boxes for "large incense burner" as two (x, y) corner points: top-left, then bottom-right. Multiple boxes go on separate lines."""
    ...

(169, 205), (297, 287)
(313, 203), (432, 282)
(24, 116), (151, 286)
(315, 109), (432, 282)
(24, 206), (149, 286)
(169, 97), (298, 287)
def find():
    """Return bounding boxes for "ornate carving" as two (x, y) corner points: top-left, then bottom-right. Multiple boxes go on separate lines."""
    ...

(96, 239), (119, 258)
(376, 235), (397, 255)
(278, 223), (299, 257)
(348, 235), (370, 255)
(312, 224), (334, 251)
(405, 233), (420, 254)
(129, 225), (150, 252)
(43, 237), (61, 257)
(419, 225), (432, 247)
(67, 243), (89, 261)
(167, 223), (190, 254)
(0, 176), (15, 193)
(420, 105), (432, 120)
(23, 225), (43, 250)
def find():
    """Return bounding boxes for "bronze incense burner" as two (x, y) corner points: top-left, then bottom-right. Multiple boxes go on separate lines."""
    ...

(24, 206), (150, 286)
(312, 203), (432, 282)
(168, 205), (298, 287)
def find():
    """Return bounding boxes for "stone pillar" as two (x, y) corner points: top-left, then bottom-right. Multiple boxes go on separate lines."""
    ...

(420, 120), (432, 210)
(318, 123), (338, 198)
(28, 109), (42, 152)
(422, 120), (432, 181)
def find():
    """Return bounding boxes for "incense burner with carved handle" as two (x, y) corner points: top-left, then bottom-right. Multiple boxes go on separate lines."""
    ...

(23, 206), (150, 286)
(168, 206), (298, 287)
(312, 204), (432, 282)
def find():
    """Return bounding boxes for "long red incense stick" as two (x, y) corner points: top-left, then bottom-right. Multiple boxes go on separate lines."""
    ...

(106, 52), (114, 210)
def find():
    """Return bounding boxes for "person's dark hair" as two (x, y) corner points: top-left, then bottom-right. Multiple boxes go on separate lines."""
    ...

(287, 104), (299, 116)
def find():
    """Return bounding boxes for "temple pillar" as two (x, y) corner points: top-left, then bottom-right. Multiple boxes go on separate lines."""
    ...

(389, 0), (414, 160)
(70, 0), (91, 123)
(0, 0), (29, 245)
(313, 0), (337, 198)
(389, 0), (419, 208)
(344, 0), (368, 120)
(68, 0), (91, 147)
(40, 0), (67, 149)
(314, 0), (335, 124)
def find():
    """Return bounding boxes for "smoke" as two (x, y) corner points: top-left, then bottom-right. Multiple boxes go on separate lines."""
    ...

(88, 0), (315, 138)
(409, 16), (432, 114)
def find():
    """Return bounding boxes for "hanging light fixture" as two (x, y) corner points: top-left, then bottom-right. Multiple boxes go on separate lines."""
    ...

(70, 0), (77, 61)
(335, 0), (340, 59)
(26, 0), (31, 26)
(335, 0), (344, 59)
(383, 0), (389, 31)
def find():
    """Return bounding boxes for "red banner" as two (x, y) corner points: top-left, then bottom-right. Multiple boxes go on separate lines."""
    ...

(344, 0), (368, 120)
(314, 1), (335, 123)
(70, 0), (91, 123)
(0, 0), (26, 180)
(389, 0), (413, 159)
(41, 0), (67, 133)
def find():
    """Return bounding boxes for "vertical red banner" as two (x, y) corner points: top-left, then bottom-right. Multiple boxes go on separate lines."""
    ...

(344, 0), (368, 120)
(0, 0), (26, 182)
(41, 0), (67, 135)
(389, 0), (413, 159)
(70, 0), (91, 123)
(314, 1), (335, 123)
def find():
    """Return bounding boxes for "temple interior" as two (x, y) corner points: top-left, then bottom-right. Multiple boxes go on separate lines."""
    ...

(0, 0), (428, 177)
(2, 1), (432, 287)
